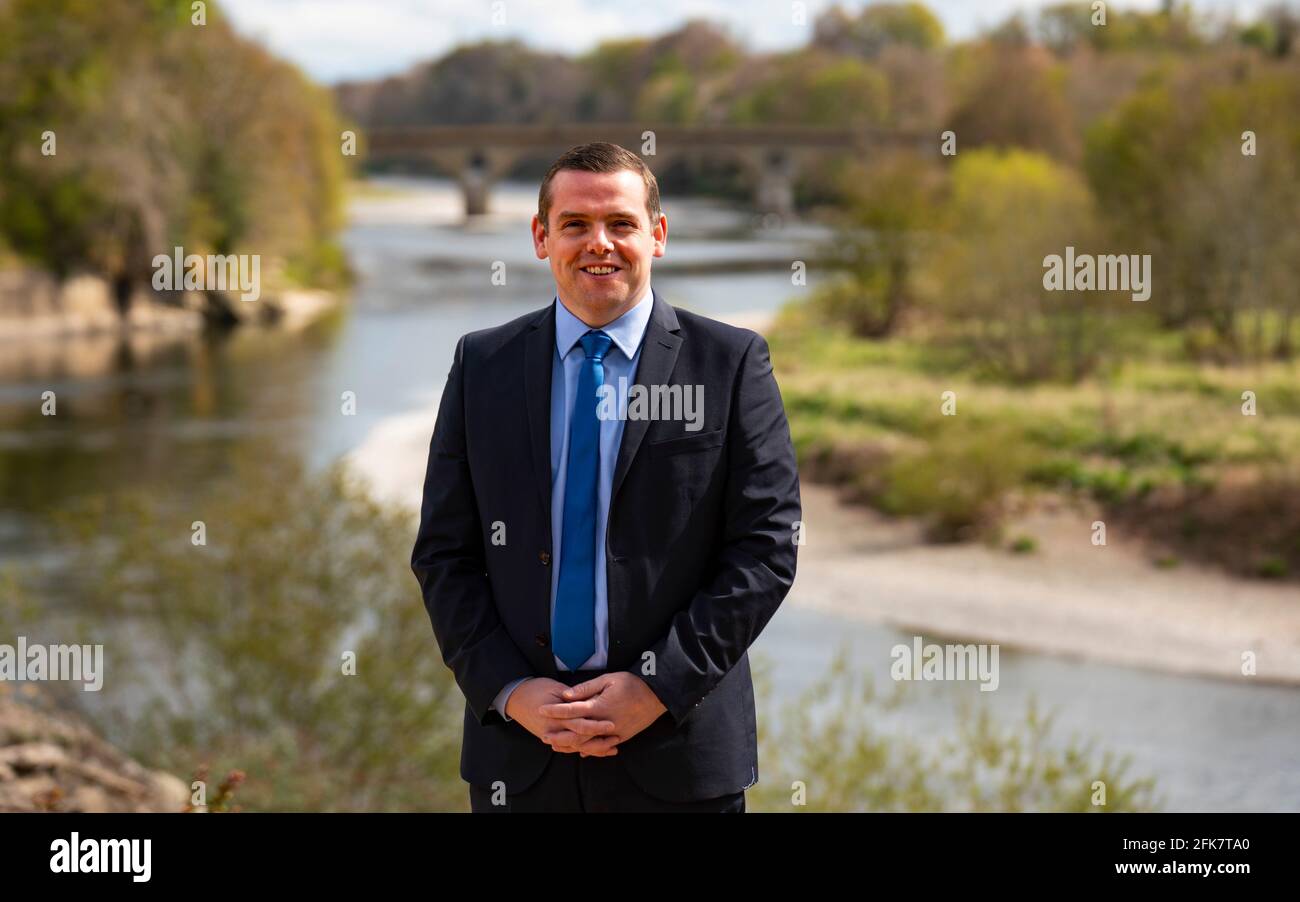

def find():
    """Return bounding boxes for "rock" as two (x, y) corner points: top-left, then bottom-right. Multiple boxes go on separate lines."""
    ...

(68, 785), (112, 813)
(0, 742), (70, 772)
(0, 268), (204, 341)
(0, 684), (191, 813)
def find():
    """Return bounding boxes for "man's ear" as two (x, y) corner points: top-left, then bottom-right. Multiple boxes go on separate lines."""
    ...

(653, 214), (668, 257)
(531, 215), (549, 260)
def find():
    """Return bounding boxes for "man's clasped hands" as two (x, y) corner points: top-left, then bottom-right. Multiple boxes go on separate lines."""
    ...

(505, 672), (668, 757)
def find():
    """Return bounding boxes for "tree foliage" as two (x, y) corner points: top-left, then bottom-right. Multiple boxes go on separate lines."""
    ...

(0, 0), (348, 298)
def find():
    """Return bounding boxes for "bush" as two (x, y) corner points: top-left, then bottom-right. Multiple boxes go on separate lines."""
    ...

(928, 148), (1120, 383)
(18, 444), (465, 812)
(877, 421), (1043, 541)
(749, 649), (1159, 812)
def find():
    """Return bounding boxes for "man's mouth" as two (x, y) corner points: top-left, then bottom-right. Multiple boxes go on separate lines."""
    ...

(580, 264), (621, 278)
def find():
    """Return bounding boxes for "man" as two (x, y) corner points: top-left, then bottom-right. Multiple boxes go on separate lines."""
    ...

(411, 142), (801, 812)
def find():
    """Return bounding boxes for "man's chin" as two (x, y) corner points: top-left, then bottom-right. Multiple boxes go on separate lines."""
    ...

(576, 286), (628, 306)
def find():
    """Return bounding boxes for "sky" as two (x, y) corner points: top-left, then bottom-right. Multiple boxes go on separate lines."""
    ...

(220, 0), (1277, 84)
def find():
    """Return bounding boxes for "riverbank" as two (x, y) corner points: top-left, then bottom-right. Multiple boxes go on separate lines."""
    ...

(345, 306), (1300, 687)
(0, 266), (340, 345)
(769, 304), (1300, 582)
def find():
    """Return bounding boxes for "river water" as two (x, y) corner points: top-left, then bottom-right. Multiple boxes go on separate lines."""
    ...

(1, 176), (1297, 812)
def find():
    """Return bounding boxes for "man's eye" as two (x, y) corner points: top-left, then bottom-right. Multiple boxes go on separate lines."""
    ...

(563, 222), (581, 229)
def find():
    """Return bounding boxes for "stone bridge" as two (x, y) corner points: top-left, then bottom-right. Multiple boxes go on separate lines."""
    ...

(362, 123), (930, 218)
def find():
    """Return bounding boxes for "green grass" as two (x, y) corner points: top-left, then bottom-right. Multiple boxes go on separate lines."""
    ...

(770, 302), (1300, 577)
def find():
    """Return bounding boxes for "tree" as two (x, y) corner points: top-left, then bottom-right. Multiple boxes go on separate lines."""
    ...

(945, 44), (1080, 163)
(0, 0), (348, 311)
(812, 2), (945, 58)
(1086, 63), (1300, 354)
(930, 149), (1114, 382)
(725, 49), (888, 127)
(814, 153), (943, 338)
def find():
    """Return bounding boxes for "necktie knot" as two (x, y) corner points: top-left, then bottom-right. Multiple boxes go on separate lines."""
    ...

(579, 330), (613, 362)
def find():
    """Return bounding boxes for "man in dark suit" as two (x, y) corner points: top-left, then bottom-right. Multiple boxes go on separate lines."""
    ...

(411, 142), (801, 812)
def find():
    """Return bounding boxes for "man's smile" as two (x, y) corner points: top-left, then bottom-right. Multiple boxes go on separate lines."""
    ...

(580, 264), (621, 279)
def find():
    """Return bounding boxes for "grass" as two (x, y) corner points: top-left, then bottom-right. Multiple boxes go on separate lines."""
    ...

(769, 302), (1300, 576)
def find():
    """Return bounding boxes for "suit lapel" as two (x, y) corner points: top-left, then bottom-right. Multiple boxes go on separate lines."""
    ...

(611, 289), (682, 505)
(523, 304), (555, 526)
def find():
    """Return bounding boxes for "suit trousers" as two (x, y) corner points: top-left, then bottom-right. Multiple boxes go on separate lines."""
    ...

(467, 667), (746, 813)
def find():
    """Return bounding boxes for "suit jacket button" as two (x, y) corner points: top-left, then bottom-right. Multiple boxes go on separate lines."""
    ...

(539, 551), (551, 565)
(534, 633), (549, 647)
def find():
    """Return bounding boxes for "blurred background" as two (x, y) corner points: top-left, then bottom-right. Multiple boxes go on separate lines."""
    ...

(1, 0), (1298, 813)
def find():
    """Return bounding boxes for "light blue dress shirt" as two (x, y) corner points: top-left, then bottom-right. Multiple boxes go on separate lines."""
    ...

(492, 284), (654, 721)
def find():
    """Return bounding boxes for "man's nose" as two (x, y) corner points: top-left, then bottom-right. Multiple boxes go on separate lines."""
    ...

(585, 226), (615, 253)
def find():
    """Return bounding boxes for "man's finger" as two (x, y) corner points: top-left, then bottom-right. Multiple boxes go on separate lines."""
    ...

(543, 729), (583, 748)
(546, 716), (615, 736)
(538, 699), (600, 719)
(545, 727), (619, 749)
(561, 675), (610, 701)
(572, 733), (622, 756)
(544, 728), (598, 746)
(578, 736), (621, 757)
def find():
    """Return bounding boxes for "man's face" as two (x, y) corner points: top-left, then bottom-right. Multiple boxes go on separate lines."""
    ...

(531, 168), (667, 326)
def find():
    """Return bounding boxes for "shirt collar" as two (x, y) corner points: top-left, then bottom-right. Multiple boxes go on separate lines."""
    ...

(554, 282), (654, 360)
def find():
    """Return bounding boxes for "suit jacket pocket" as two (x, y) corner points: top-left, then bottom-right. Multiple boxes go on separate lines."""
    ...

(648, 428), (724, 457)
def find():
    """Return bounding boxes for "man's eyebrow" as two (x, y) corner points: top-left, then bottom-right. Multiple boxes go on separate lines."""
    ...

(556, 211), (642, 221)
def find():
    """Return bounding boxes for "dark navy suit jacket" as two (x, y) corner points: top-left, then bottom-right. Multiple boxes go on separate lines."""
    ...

(411, 288), (801, 803)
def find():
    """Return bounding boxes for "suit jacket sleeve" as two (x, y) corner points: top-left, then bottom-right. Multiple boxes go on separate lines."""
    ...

(411, 334), (535, 726)
(639, 332), (801, 725)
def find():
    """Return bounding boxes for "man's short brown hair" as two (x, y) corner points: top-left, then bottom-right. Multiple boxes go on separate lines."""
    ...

(537, 142), (662, 233)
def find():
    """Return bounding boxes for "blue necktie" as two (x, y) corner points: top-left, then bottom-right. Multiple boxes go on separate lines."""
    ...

(554, 330), (614, 670)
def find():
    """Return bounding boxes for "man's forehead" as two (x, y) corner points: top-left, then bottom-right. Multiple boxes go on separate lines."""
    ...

(550, 169), (646, 208)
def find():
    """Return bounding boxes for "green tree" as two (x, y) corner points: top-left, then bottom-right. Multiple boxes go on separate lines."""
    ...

(0, 0), (348, 312)
(945, 44), (1080, 162)
(1086, 65), (1300, 354)
(1037, 1), (1208, 54)
(813, 2), (946, 58)
(930, 148), (1115, 382)
(814, 153), (944, 338)
(726, 49), (888, 127)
